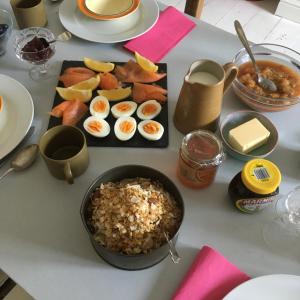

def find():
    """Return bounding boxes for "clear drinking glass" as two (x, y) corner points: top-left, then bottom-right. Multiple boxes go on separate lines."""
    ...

(0, 9), (13, 56)
(263, 186), (300, 252)
(14, 27), (56, 81)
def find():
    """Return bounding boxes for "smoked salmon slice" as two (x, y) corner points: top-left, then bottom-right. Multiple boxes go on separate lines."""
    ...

(50, 101), (72, 118)
(50, 100), (88, 126)
(59, 67), (96, 87)
(114, 60), (166, 83)
(62, 100), (88, 126)
(63, 67), (95, 76)
(99, 72), (119, 90)
(132, 83), (167, 103)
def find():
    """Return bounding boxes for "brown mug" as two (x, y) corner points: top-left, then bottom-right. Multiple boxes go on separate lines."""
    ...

(173, 59), (238, 134)
(39, 125), (89, 184)
(10, 0), (47, 29)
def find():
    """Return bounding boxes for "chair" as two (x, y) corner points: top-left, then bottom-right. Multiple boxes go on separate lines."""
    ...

(184, 0), (205, 18)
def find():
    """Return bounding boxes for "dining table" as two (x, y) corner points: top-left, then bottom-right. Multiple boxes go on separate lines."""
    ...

(1, 0), (300, 299)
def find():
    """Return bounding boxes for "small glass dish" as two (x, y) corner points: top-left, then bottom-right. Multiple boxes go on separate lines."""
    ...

(14, 27), (56, 81)
(0, 9), (13, 56)
(232, 43), (300, 112)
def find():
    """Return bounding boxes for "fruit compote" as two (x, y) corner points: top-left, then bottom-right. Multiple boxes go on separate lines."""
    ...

(21, 36), (54, 64)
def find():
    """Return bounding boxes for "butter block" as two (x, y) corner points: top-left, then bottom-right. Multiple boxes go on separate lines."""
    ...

(228, 118), (270, 153)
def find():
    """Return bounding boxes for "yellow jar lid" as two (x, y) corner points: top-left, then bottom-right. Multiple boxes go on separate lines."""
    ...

(241, 159), (281, 195)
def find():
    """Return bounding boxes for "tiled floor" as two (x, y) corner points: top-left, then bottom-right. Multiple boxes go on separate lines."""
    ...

(160, 0), (300, 52)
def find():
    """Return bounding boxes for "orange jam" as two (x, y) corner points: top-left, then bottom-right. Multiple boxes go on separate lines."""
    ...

(177, 130), (225, 189)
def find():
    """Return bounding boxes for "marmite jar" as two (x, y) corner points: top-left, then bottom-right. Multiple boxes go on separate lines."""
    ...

(228, 159), (281, 213)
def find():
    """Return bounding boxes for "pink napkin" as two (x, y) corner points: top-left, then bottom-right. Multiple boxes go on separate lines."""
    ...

(124, 6), (196, 62)
(172, 246), (250, 300)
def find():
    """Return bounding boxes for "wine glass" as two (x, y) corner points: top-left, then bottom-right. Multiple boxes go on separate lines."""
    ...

(263, 186), (300, 252)
(0, 9), (13, 56)
(14, 27), (56, 81)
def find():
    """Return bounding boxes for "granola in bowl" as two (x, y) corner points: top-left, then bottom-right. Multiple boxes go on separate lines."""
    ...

(88, 177), (182, 255)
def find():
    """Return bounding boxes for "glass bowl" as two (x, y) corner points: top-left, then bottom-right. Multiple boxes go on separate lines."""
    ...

(232, 43), (300, 112)
(14, 27), (56, 81)
(0, 9), (13, 56)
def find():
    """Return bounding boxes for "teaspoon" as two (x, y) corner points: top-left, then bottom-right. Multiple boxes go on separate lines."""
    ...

(49, 31), (72, 44)
(0, 144), (39, 181)
(234, 20), (277, 92)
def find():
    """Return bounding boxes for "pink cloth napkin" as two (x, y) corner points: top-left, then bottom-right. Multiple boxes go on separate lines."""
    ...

(172, 246), (250, 300)
(124, 6), (196, 62)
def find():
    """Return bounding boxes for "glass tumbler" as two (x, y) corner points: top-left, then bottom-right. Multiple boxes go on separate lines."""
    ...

(263, 186), (300, 253)
(0, 9), (13, 56)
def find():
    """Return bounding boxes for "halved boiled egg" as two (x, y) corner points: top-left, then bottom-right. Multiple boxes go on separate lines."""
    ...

(83, 116), (110, 138)
(111, 101), (137, 118)
(0, 96), (3, 113)
(138, 120), (164, 141)
(89, 95), (110, 119)
(136, 100), (161, 120)
(114, 116), (137, 141)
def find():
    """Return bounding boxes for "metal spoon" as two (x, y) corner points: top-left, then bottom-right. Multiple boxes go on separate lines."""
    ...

(234, 20), (277, 92)
(49, 31), (72, 44)
(0, 144), (39, 181)
(164, 232), (181, 264)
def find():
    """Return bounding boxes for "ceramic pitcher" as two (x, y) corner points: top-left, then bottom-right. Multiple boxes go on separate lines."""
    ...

(174, 59), (238, 134)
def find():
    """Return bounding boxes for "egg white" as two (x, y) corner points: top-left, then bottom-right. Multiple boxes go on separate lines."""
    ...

(138, 120), (164, 141)
(114, 116), (137, 141)
(111, 101), (137, 118)
(89, 95), (110, 119)
(136, 100), (161, 120)
(83, 116), (110, 138)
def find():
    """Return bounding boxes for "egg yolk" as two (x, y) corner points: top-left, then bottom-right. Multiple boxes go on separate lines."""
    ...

(119, 121), (134, 133)
(93, 100), (106, 113)
(116, 103), (131, 112)
(88, 120), (102, 132)
(143, 122), (160, 134)
(142, 104), (157, 115)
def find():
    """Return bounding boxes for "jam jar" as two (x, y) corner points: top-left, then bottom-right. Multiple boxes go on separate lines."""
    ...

(228, 159), (281, 213)
(177, 130), (225, 189)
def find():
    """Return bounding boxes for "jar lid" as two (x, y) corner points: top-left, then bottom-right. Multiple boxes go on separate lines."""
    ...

(241, 159), (281, 195)
(181, 130), (225, 167)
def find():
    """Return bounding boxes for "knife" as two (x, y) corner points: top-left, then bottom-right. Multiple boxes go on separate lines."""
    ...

(0, 126), (35, 169)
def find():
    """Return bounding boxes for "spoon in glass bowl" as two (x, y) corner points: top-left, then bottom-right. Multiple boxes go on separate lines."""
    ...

(234, 20), (277, 92)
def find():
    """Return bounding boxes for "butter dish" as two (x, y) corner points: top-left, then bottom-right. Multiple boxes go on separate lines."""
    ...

(219, 111), (278, 161)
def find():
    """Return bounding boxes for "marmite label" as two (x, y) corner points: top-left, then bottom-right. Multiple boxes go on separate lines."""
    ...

(235, 196), (276, 213)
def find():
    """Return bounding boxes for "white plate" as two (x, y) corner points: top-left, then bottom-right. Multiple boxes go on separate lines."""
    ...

(224, 274), (300, 300)
(59, 0), (159, 43)
(0, 74), (34, 160)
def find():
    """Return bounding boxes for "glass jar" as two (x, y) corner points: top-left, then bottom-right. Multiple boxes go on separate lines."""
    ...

(228, 159), (281, 213)
(177, 130), (225, 189)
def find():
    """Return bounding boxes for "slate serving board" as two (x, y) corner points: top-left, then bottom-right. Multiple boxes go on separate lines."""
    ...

(48, 60), (169, 148)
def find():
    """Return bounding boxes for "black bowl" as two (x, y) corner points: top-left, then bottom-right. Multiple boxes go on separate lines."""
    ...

(80, 165), (184, 270)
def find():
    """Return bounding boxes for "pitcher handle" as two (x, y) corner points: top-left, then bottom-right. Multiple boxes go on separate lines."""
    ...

(223, 63), (238, 94)
(64, 162), (74, 184)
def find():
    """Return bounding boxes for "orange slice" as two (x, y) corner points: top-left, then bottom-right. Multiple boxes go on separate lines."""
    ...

(84, 57), (115, 73)
(135, 52), (158, 72)
(70, 75), (100, 91)
(97, 87), (131, 101)
(56, 87), (92, 102)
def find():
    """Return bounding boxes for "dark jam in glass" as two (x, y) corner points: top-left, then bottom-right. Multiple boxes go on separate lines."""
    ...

(21, 36), (54, 63)
(177, 130), (224, 189)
